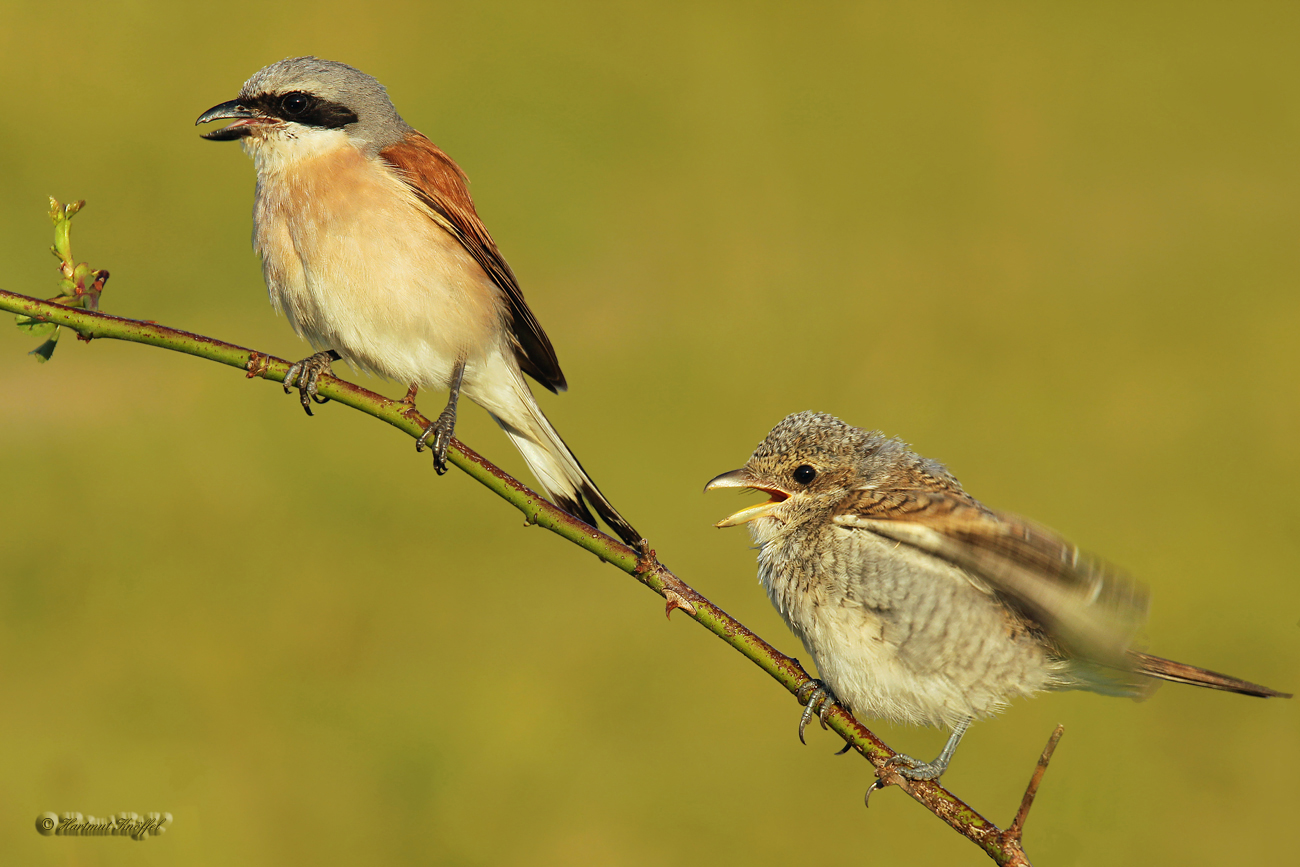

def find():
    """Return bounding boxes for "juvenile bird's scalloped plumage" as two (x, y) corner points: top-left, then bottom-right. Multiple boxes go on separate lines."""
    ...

(708, 411), (1287, 777)
(738, 413), (1078, 728)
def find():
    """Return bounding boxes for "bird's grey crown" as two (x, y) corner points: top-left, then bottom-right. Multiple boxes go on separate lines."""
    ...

(241, 56), (412, 151)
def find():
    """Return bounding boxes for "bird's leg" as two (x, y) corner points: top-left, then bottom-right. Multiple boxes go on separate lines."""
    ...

(795, 680), (839, 745)
(283, 350), (342, 416)
(414, 357), (466, 475)
(882, 716), (972, 782)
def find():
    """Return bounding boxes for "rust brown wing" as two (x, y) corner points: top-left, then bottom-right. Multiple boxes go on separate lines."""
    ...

(833, 486), (1149, 667)
(380, 133), (566, 392)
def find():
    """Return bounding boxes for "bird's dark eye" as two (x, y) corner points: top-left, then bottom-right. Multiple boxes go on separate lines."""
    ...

(793, 465), (817, 484)
(280, 92), (312, 116)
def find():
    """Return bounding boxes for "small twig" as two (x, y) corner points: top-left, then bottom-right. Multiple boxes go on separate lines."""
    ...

(1005, 724), (1066, 844)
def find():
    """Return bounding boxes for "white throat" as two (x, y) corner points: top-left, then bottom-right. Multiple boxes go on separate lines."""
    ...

(241, 125), (357, 175)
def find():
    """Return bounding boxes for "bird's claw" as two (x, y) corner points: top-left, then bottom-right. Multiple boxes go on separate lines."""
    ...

(283, 350), (340, 416)
(415, 407), (457, 474)
(881, 752), (946, 781)
(863, 752), (946, 809)
(795, 680), (837, 745)
(876, 717), (967, 783)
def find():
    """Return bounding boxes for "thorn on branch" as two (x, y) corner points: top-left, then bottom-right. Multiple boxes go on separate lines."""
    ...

(518, 497), (544, 530)
(245, 351), (271, 378)
(636, 540), (699, 619)
(663, 589), (695, 619)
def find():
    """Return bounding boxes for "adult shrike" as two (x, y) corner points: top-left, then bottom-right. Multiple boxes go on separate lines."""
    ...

(196, 57), (639, 546)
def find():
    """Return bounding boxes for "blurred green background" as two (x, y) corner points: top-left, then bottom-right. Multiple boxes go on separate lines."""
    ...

(2, 1), (1296, 864)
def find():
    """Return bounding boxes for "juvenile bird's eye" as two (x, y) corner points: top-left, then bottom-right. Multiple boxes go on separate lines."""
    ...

(280, 92), (312, 116)
(793, 465), (817, 484)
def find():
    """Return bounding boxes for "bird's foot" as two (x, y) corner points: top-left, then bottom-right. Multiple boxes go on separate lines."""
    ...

(876, 717), (970, 783)
(415, 405), (457, 475)
(795, 680), (838, 745)
(881, 752), (949, 781)
(283, 350), (341, 416)
(414, 360), (466, 475)
(863, 750), (948, 808)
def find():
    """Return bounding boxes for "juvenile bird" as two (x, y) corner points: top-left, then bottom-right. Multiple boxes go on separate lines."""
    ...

(196, 57), (639, 545)
(706, 411), (1288, 781)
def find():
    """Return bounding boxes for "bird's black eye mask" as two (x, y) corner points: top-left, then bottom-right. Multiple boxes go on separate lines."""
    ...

(243, 90), (360, 129)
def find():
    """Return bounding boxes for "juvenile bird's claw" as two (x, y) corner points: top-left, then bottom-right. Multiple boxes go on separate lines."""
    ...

(881, 752), (947, 781)
(283, 350), (341, 416)
(864, 750), (948, 810)
(863, 777), (888, 808)
(878, 717), (969, 782)
(795, 680), (837, 745)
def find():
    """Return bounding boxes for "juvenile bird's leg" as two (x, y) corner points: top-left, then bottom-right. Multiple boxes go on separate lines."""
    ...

(283, 349), (342, 416)
(883, 716), (972, 781)
(795, 680), (839, 745)
(415, 356), (466, 475)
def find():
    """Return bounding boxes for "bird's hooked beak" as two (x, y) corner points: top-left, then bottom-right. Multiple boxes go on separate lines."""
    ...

(195, 99), (275, 141)
(704, 468), (791, 528)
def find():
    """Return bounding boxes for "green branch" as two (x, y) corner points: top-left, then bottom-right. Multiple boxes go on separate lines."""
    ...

(2, 209), (1054, 864)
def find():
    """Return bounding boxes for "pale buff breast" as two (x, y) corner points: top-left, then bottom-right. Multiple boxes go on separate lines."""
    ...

(247, 133), (508, 387)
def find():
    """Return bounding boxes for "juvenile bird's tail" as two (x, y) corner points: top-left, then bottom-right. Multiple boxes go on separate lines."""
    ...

(1130, 652), (1291, 698)
(477, 367), (640, 547)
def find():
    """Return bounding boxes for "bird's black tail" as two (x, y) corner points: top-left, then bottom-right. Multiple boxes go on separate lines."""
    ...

(490, 405), (641, 548)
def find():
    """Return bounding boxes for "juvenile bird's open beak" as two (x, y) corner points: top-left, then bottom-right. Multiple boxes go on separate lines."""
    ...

(705, 468), (790, 528)
(196, 99), (272, 140)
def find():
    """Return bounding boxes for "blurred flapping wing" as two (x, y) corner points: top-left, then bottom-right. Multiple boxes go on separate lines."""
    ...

(833, 487), (1149, 668)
